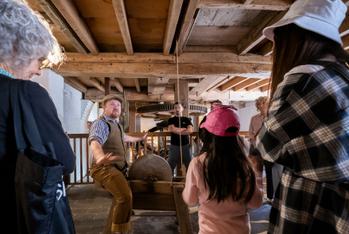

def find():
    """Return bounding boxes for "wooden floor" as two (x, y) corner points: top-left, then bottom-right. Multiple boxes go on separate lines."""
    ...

(68, 184), (270, 234)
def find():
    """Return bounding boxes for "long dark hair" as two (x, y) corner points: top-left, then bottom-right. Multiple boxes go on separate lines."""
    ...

(271, 24), (349, 96)
(200, 128), (256, 203)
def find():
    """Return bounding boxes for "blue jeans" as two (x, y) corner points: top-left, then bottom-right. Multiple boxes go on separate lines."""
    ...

(167, 144), (192, 172)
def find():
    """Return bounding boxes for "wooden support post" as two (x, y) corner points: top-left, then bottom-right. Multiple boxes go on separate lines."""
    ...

(128, 101), (137, 132)
(104, 77), (110, 95)
(173, 185), (193, 234)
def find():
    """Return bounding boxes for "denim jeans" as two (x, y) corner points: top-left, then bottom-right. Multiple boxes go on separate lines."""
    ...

(90, 164), (132, 233)
(167, 144), (192, 173)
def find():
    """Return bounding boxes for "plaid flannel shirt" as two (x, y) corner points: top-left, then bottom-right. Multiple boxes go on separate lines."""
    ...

(256, 63), (349, 234)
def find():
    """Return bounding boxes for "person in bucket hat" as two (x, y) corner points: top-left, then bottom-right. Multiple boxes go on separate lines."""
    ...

(182, 106), (263, 234)
(256, 0), (349, 233)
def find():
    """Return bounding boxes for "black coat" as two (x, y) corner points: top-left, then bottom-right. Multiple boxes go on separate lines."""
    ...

(0, 74), (75, 230)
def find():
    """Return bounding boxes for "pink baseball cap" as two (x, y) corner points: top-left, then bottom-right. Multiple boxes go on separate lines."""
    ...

(200, 106), (240, 137)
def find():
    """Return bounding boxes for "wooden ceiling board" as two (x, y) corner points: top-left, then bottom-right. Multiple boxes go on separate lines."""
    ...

(196, 8), (264, 27)
(125, 0), (170, 19)
(187, 26), (251, 45)
(128, 18), (166, 51)
(73, 0), (125, 52)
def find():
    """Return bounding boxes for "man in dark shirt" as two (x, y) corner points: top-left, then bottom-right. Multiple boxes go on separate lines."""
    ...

(167, 102), (193, 174)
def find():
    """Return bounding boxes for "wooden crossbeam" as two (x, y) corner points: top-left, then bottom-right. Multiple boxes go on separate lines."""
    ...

(245, 78), (270, 91)
(36, 0), (87, 53)
(50, 0), (98, 53)
(64, 52), (271, 64)
(237, 12), (284, 55)
(233, 78), (262, 91)
(259, 83), (270, 92)
(57, 62), (271, 78)
(199, 0), (292, 11)
(163, 0), (184, 55)
(64, 77), (87, 92)
(176, 0), (200, 54)
(112, 0), (133, 54)
(89, 78), (105, 92)
(218, 76), (246, 91)
(112, 78), (124, 92)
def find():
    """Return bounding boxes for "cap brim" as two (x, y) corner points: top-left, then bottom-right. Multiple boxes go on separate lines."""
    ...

(263, 15), (342, 45)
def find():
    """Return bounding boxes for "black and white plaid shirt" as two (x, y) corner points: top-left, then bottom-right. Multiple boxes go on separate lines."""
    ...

(257, 63), (349, 233)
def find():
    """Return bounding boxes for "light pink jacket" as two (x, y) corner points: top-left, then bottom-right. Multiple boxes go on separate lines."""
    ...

(182, 153), (263, 234)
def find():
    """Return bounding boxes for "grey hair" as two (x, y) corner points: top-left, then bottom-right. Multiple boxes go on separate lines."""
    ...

(255, 96), (267, 109)
(0, 0), (63, 70)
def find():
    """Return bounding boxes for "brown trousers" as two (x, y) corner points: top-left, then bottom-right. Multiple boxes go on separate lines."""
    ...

(90, 164), (132, 233)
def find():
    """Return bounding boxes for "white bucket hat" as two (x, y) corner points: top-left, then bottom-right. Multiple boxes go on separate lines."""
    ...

(263, 0), (347, 45)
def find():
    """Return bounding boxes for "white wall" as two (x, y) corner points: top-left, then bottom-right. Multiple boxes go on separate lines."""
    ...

(32, 69), (64, 122)
(237, 101), (258, 131)
(32, 69), (94, 134)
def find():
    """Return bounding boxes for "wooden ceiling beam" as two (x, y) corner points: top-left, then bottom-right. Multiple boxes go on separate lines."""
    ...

(89, 78), (105, 92)
(232, 78), (262, 91)
(57, 62), (271, 78)
(199, 0), (291, 11)
(135, 79), (141, 92)
(218, 76), (246, 91)
(36, 0), (88, 53)
(258, 41), (273, 56)
(176, 0), (200, 54)
(163, 0), (184, 55)
(50, 0), (99, 53)
(111, 78), (124, 93)
(64, 77), (87, 93)
(112, 0), (133, 54)
(259, 83), (270, 92)
(245, 78), (270, 91)
(85, 89), (175, 102)
(237, 12), (284, 55)
(64, 52), (271, 64)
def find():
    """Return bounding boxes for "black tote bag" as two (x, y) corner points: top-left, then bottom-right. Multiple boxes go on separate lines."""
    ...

(11, 81), (75, 234)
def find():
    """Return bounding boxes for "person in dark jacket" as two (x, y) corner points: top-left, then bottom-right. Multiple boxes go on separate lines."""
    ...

(0, 0), (75, 232)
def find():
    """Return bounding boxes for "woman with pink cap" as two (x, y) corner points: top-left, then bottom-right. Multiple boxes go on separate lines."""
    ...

(182, 106), (263, 234)
(257, 0), (349, 233)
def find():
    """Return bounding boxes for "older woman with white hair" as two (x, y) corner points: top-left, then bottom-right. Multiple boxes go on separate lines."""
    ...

(0, 0), (75, 233)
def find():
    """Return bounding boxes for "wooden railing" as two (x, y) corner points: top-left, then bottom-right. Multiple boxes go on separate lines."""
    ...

(67, 131), (249, 185)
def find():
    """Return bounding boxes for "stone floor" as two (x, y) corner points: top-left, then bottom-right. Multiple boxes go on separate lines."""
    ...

(68, 184), (270, 234)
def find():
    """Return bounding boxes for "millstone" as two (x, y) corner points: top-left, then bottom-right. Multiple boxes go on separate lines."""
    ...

(128, 153), (172, 181)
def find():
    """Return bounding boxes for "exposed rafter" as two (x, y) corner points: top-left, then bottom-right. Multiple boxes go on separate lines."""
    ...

(135, 79), (141, 92)
(199, 0), (292, 11)
(245, 78), (270, 91)
(218, 76), (246, 91)
(64, 77), (87, 93)
(112, 0), (133, 54)
(232, 78), (263, 91)
(89, 78), (105, 92)
(176, 0), (200, 54)
(189, 75), (228, 96)
(260, 83), (270, 92)
(111, 78), (124, 93)
(237, 12), (284, 55)
(50, 0), (99, 53)
(163, 0), (184, 55)
(36, 0), (88, 53)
